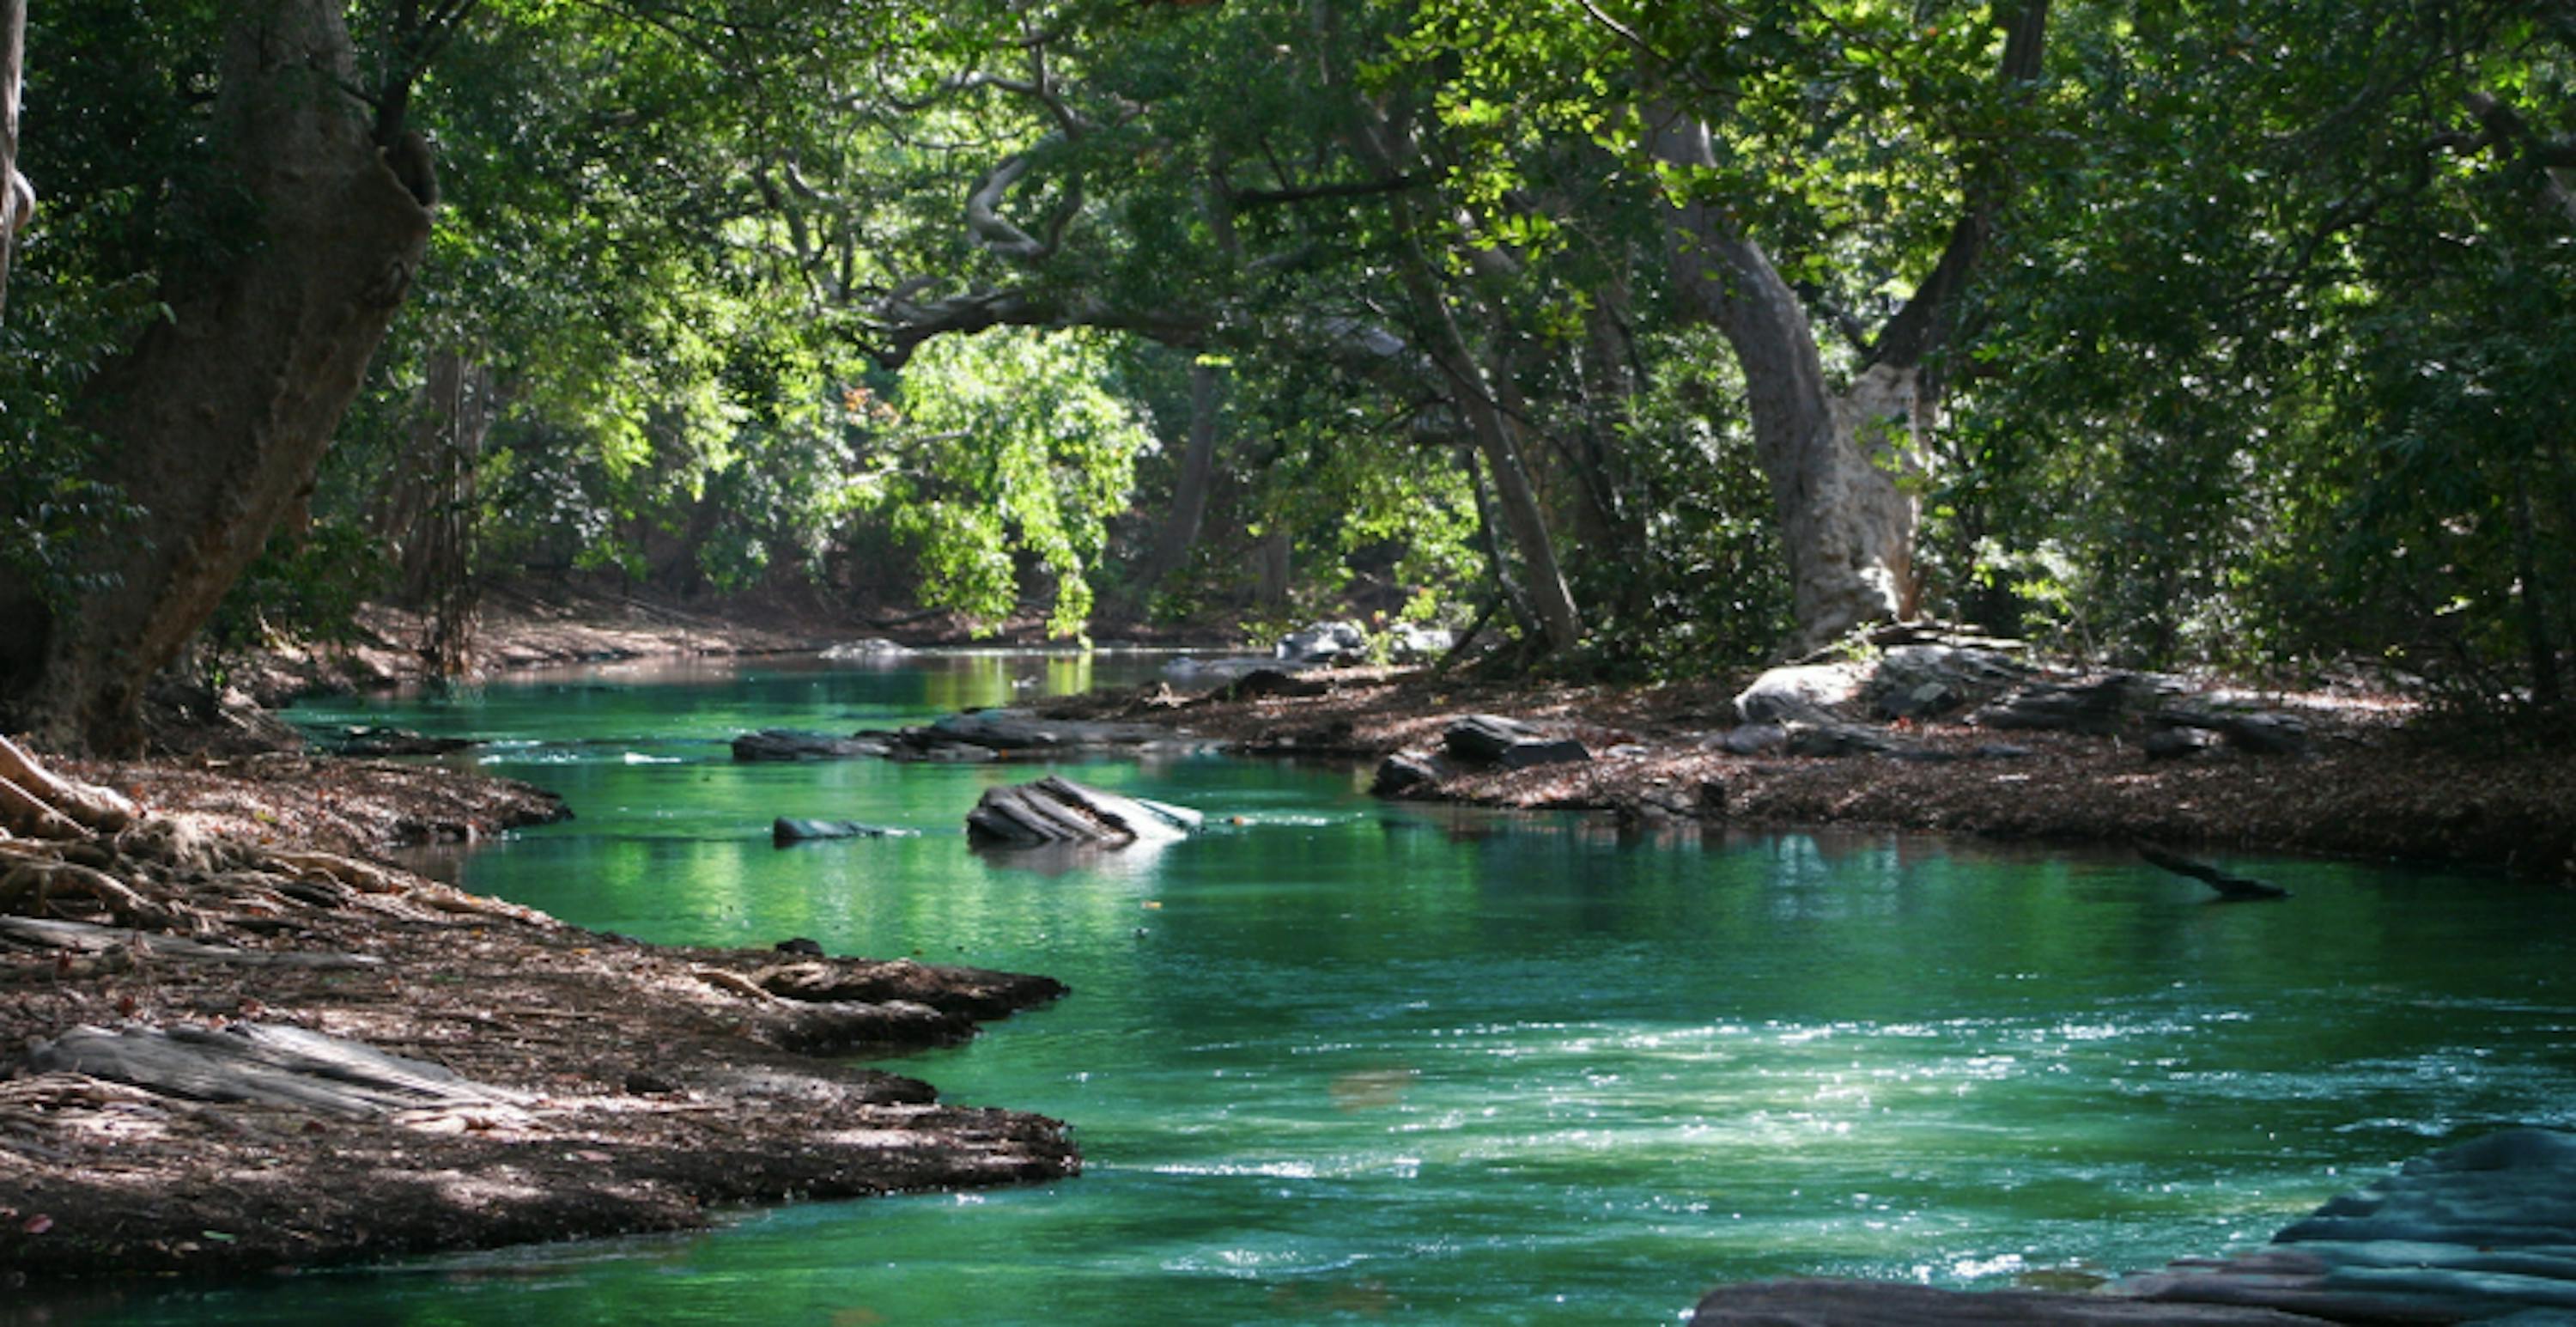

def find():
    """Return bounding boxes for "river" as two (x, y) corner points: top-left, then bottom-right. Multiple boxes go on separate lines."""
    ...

(78, 651), (2576, 1324)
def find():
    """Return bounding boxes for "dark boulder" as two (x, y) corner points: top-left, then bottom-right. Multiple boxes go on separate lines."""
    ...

(1862, 644), (2031, 721)
(330, 726), (477, 757)
(1443, 715), (1590, 770)
(927, 708), (1173, 752)
(1370, 751), (1455, 797)
(1444, 714), (1540, 762)
(1495, 736), (1592, 770)
(1970, 676), (2142, 734)
(2148, 705), (2311, 757)
(1221, 668), (1331, 701)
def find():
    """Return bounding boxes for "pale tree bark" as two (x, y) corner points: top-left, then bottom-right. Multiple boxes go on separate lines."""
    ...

(1648, 0), (2046, 649)
(0, 0), (431, 752)
(1, 0), (29, 321)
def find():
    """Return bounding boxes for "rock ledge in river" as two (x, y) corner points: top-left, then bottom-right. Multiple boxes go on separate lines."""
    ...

(965, 776), (1203, 848)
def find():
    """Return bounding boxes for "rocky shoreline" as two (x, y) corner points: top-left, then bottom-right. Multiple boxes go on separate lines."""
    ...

(1015, 642), (2576, 882)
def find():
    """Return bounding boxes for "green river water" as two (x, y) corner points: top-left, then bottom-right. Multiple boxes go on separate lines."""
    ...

(67, 652), (2576, 1325)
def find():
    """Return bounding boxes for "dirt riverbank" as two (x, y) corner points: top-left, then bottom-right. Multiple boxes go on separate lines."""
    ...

(1048, 666), (2576, 881)
(0, 740), (1074, 1284)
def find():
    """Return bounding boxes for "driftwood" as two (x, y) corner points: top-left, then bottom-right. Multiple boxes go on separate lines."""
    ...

(27, 1022), (522, 1119)
(2136, 843), (2291, 900)
(0, 915), (379, 968)
(0, 734), (138, 837)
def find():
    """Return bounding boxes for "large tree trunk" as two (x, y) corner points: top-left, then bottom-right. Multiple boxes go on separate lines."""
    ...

(1648, 0), (2044, 650)
(1655, 116), (1926, 648)
(0, 0), (430, 752)
(1, 0), (27, 321)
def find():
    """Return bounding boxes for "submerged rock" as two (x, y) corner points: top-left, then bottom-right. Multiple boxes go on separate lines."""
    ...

(732, 729), (890, 762)
(771, 818), (914, 846)
(329, 726), (477, 757)
(964, 776), (1203, 848)
(927, 708), (1171, 751)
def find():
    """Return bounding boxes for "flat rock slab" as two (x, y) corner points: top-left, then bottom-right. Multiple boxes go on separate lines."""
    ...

(732, 729), (890, 762)
(928, 709), (1174, 751)
(1444, 715), (1592, 770)
(2125, 1128), (2576, 1323)
(964, 776), (1203, 848)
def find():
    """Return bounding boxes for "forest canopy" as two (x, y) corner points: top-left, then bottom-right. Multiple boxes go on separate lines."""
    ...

(1, 0), (2571, 752)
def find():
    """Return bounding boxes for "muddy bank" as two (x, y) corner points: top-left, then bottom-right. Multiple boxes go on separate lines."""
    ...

(1042, 667), (2576, 880)
(0, 744), (1074, 1281)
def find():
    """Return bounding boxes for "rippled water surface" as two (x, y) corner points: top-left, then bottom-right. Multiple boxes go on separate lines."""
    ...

(79, 652), (2576, 1324)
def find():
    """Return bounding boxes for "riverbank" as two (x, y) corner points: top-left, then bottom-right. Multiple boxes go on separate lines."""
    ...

(0, 741), (1076, 1282)
(1044, 662), (2576, 881)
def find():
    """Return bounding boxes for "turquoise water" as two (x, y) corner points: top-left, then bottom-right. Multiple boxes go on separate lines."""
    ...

(76, 654), (2576, 1324)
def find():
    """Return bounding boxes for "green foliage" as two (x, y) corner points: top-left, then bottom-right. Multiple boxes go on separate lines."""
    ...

(1589, 328), (1796, 672)
(201, 519), (392, 667)
(867, 329), (1152, 637)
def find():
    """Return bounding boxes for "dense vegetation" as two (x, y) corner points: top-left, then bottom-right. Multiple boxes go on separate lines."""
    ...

(1, 0), (2570, 751)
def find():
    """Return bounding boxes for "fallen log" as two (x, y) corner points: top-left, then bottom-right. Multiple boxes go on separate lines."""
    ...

(27, 1022), (523, 1119)
(0, 916), (379, 968)
(0, 735), (139, 837)
(2136, 843), (2292, 901)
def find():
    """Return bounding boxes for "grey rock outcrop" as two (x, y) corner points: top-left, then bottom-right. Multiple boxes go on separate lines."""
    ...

(1861, 644), (2031, 720)
(964, 776), (1203, 848)
(1734, 662), (1867, 725)
(1276, 620), (1369, 665)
